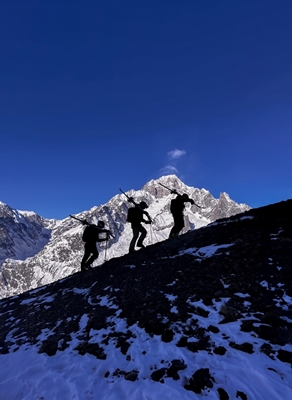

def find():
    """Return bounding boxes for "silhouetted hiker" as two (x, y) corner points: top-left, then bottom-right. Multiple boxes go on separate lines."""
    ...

(81, 221), (110, 272)
(127, 201), (151, 253)
(169, 193), (195, 238)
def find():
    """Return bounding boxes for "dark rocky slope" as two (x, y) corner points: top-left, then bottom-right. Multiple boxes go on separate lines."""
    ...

(1, 199), (292, 396)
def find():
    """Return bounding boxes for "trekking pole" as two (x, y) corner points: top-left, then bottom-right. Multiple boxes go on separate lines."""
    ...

(104, 238), (108, 262)
(149, 223), (153, 244)
(158, 183), (202, 208)
(151, 225), (159, 242)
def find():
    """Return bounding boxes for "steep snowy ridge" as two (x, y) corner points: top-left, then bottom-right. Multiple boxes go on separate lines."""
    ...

(0, 202), (53, 265)
(0, 175), (250, 298)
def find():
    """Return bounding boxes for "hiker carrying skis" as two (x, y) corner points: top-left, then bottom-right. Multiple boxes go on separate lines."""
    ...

(127, 200), (151, 253)
(119, 189), (152, 253)
(70, 214), (113, 271)
(158, 182), (200, 239)
(169, 193), (195, 239)
(80, 220), (111, 271)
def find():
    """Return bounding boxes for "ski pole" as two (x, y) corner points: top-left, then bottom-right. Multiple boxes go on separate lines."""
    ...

(104, 239), (108, 262)
(151, 225), (159, 242)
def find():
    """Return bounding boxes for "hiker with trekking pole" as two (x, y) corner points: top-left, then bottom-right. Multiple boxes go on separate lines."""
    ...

(158, 182), (202, 239)
(119, 188), (152, 253)
(69, 215), (114, 272)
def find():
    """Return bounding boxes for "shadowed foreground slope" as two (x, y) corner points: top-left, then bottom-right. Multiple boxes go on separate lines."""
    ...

(0, 200), (292, 399)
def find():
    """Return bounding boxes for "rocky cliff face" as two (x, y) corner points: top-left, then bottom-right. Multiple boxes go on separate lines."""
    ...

(0, 201), (54, 264)
(0, 175), (250, 298)
(0, 199), (291, 399)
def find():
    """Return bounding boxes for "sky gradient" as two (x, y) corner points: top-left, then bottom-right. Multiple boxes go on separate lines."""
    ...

(1, 0), (292, 219)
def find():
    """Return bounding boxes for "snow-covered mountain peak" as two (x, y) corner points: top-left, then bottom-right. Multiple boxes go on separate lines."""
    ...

(219, 192), (231, 201)
(0, 176), (251, 298)
(0, 203), (53, 266)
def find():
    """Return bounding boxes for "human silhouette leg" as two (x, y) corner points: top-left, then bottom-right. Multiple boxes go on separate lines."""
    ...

(169, 214), (184, 238)
(136, 225), (147, 247)
(81, 242), (99, 270)
(129, 227), (140, 252)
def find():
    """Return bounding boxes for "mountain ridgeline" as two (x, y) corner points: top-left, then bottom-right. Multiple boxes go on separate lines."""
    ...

(0, 175), (250, 299)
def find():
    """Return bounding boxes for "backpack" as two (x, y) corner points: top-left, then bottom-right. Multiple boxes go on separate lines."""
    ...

(127, 207), (136, 223)
(82, 225), (100, 242)
(170, 198), (184, 214)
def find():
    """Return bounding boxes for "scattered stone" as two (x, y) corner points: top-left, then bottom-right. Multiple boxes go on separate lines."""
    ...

(184, 368), (214, 394)
(219, 304), (242, 323)
(236, 390), (247, 400)
(113, 368), (126, 377)
(125, 371), (139, 381)
(119, 341), (130, 355)
(277, 349), (292, 364)
(176, 336), (188, 347)
(218, 387), (229, 400)
(38, 339), (58, 356)
(208, 325), (220, 333)
(170, 359), (187, 371)
(260, 343), (275, 359)
(229, 342), (253, 354)
(187, 337), (210, 353)
(267, 367), (277, 372)
(141, 320), (165, 336)
(194, 306), (210, 318)
(151, 368), (166, 382)
(166, 359), (187, 380)
(75, 342), (106, 360)
(213, 346), (227, 355)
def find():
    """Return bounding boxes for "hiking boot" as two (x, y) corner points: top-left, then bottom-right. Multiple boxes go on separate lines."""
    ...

(136, 243), (145, 248)
(169, 233), (179, 239)
(81, 264), (92, 272)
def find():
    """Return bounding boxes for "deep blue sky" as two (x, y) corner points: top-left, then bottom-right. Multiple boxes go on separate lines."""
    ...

(1, 0), (292, 219)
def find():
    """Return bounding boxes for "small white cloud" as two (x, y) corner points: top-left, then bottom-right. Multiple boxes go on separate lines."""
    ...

(167, 149), (186, 159)
(160, 165), (178, 175)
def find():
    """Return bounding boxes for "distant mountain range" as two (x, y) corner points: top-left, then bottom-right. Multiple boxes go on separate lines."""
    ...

(0, 175), (250, 298)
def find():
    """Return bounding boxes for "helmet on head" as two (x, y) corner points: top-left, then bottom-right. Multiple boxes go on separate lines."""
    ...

(182, 193), (189, 200)
(97, 220), (105, 228)
(139, 201), (148, 209)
